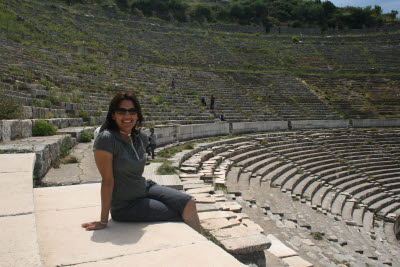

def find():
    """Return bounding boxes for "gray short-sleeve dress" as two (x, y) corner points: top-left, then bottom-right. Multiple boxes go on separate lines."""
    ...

(93, 129), (192, 222)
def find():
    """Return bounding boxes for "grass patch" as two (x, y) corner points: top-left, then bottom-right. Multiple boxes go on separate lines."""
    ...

(52, 138), (72, 168)
(59, 155), (79, 164)
(157, 143), (195, 158)
(201, 229), (223, 248)
(214, 184), (228, 194)
(310, 232), (324, 240)
(156, 162), (177, 175)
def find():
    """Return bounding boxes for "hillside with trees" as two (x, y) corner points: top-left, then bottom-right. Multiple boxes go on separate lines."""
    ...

(61, 0), (399, 32)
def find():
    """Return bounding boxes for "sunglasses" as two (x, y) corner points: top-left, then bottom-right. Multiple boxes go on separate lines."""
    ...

(115, 108), (138, 115)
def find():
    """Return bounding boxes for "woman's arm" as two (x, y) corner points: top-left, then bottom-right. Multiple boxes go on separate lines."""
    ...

(81, 149), (114, 230)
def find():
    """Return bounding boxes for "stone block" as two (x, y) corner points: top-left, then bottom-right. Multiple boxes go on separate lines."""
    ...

(21, 120), (32, 138)
(282, 256), (313, 267)
(291, 120), (349, 130)
(267, 234), (298, 258)
(219, 234), (271, 255)
(23, 106), (33, 119)
(60, 119), (69, 128)
(1, 120), (22, 141)
(186, 186), (214, 194)
(352, 119), (400, 128)
(231, 121), (288, 134)
(198, 211), (237, 221)
(201, 218), (241, 230)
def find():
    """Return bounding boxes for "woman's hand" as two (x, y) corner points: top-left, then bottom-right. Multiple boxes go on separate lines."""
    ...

(81, 221), (107, 231)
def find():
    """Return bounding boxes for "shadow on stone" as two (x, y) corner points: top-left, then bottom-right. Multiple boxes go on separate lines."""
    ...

(91, 220), (147, 246)
(233, 251), (267, 267)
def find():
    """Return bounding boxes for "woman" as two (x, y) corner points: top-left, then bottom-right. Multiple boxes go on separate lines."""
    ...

(81, 91), (201, 232)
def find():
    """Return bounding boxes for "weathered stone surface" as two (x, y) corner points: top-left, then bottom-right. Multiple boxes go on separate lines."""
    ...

(302, 239), (315, 246)
(241, 219), (264, 233)
(181, 179), (204, 185)
(0, 154), (36, 216)
(0, 214), (41, 267)
(220, 201), (242, 212)
(23, 106), (33, 119)
(193, 196), (216, 203)
(219, 234), (271, 255)
(179, 173), (201, 179)
(33, 183), (245, 267)
(282, 256), (313, 267)
(183, 183), (208, 190)
(1, 120), (14, 141)
(267, 234), (298, 258)
(186, 186), (214, 194)
(199, 211), (237, 221)
(21, 120), (32, 138)
(201, 218), (241, 230)
(196, 203), (221, 212)
(41, 163), (81, 186)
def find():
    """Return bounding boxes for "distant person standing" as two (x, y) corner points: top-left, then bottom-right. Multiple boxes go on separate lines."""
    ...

(210, 95), (215, 110)
(201, 97), (206, 106)
(171, 78), (175, 90)
(147, 128), (157, 159)
(220, 112), (225, 121)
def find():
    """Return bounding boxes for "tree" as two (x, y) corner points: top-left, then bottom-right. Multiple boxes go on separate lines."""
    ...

(390, 10), (399, 20)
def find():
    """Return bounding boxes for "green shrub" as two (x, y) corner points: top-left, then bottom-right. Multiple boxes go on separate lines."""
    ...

(79, 109), (89, 118)
(32, 120), (56, 136)
(0, 90), (22, 120)
(78, 131), (94, 143)
(156, 162), (176, 175)
(292, 35), (300, 43)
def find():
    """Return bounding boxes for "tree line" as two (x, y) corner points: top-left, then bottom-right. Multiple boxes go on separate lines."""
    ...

(62, 0), (399, 32)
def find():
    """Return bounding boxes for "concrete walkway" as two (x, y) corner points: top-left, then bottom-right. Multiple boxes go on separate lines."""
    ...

(0, 153), (245, 266)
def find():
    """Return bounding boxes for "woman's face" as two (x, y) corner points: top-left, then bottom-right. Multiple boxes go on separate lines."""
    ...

(112, 99), (138, 133)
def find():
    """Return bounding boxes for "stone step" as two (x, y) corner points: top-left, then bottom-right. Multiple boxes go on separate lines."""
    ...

(331, 194), (348, 215)
(34, 183), (245, 266)
(0, 153), (41, 267)
(0, 134), (75, 180)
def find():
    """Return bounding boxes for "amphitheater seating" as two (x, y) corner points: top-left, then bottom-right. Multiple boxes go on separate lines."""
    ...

(177, 129), (400, 257)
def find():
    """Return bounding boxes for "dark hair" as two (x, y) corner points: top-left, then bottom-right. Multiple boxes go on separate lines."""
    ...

(101, 91), (144, 135)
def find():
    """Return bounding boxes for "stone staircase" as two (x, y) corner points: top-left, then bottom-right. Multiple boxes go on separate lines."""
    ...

(174, 129), (400, 266)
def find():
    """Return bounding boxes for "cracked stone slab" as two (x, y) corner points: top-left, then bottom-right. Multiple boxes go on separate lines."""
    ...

(192, 194), (216, 203)
(183, 183), (208, 190)
(196, 203), (222, 212)
(220, 202), (242, 212)
(186, 186), (214, 194)
(198, 211), (237, 221)
(219, 234), (271, 255)
(282, 256), (313, 267)
(201, 218), (241, 231)
(212, 224), (262, 239)
(267, 234), (298, 258)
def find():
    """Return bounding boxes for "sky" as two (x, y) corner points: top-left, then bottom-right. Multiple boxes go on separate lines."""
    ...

(327, 0), (400, 16)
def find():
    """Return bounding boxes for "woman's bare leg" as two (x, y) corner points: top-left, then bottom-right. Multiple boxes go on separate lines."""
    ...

(182, 198), (201, 233)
